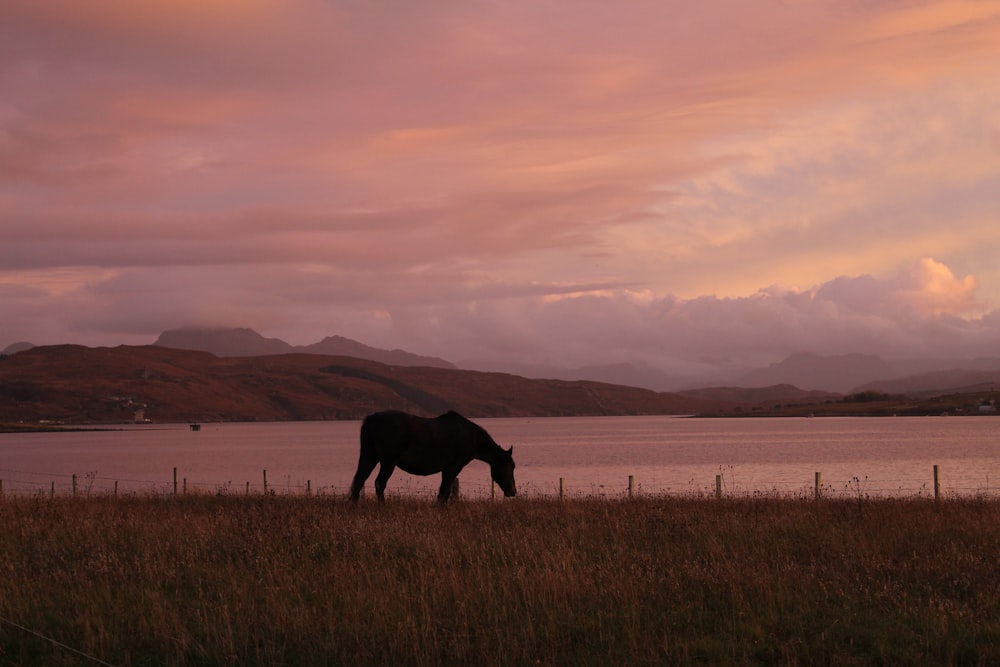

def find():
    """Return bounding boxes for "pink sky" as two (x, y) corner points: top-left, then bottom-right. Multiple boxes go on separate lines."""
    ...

(2, 1), (999, 379)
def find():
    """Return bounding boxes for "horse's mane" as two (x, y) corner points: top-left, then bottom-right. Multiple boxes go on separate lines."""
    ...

(440, 411), (508, 456)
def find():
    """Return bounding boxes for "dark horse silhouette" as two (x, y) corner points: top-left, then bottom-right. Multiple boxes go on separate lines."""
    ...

(349, 410), (516, 502)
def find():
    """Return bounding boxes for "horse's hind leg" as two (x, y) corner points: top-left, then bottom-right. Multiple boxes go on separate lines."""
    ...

(349, 453), (378, 502)
(374, 463), (396, 504)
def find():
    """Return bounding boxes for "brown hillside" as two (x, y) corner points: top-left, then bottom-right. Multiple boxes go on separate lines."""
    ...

(679, 384), (841, 406)
(0, 345), (717, 423)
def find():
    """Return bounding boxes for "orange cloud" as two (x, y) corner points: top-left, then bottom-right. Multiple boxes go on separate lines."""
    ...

(895, 258), (981, 317)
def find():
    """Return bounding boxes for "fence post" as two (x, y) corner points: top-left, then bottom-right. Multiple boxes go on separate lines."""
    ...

(114, 480), (118, 498)
(245, 481), (250, 496)
(306, 480), (312, 496)
(173, 467), (178, 495)
(559, 477), (565, 499)
(814, 472), (822, 499)
(263, 469), (268, 495)
(491, 480), (496, 500)
(183, 478), (187, 494)
(715, 474), (722, 499)
(72, 474), (78, 497)
(51, 481), (55, 499)
(933, 465), (940, 500)
(628, 475), (635, 498)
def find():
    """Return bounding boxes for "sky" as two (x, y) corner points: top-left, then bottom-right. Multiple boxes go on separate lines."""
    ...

(2, 1), (999, 381)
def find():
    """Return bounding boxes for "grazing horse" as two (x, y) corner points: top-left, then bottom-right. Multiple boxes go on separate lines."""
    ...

(349, 410), (517, 503)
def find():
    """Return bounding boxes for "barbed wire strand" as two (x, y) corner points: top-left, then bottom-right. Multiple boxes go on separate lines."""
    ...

(2, 466), (998, 499)
(0, 615), (115, 666)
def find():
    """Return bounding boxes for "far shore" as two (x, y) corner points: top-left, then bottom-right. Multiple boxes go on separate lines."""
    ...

(0, 422), (125, 434)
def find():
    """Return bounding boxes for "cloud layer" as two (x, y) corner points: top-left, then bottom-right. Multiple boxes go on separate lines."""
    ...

(2, 1), (1000, 378)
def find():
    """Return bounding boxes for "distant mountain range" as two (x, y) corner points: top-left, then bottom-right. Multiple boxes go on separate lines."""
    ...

(738, 352), (1000, 394)
(4, 340), (998, 424)
(458, 358), (689, 392)
(152, 327), (455, 369)
(5, 327), (1000, 398)
(146, 328), (1000, 400)
(738, 353), (895, 393)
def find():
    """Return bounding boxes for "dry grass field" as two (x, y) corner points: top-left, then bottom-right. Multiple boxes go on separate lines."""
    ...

(2, 494), (999, 665)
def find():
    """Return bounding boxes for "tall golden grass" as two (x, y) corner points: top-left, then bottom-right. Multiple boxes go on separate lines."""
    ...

(2, 494), (998, 665)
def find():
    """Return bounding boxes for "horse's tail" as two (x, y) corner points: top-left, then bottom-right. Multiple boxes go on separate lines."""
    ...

(351, 412), (387, 502)
(359, 412), (380, 456)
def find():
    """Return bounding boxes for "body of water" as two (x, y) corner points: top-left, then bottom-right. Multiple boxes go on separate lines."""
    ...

(2, 416), (998, 498)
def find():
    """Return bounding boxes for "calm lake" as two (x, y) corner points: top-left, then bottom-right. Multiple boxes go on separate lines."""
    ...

(2, 416), (999, 499)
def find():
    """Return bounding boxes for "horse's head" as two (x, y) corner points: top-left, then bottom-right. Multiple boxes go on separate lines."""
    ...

(491, 446), (517, 497)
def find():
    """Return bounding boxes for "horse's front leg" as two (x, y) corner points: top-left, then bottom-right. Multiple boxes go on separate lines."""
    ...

(437, 463), (465, 502)
(374, 463), (396, 504)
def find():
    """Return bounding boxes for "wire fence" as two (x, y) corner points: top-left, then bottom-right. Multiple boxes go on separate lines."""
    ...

(1, 465), (997, 500)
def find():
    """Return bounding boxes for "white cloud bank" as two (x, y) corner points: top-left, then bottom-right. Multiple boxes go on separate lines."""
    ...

(4, 257), (996, 387)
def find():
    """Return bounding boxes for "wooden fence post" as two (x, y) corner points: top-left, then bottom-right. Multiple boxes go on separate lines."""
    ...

(114, 481), (118, 498)
(628, 475), (635, 498)
(814, 472), (822, 499)
(245, 481), (250, 496)
(715, 474), (722, 499)
(263, 469), (268, 495)
(491, 480), (496, 500)
(306, 480), (312, 496)
(173, 467), (178, 495)
(559, 478), (565, 499)
(934, 465), (940, 500)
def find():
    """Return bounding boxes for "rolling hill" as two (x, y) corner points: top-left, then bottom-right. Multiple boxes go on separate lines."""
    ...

(0, 345), (723, 424)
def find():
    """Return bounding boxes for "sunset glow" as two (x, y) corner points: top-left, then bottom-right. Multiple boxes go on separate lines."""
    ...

(2, 1), (999, 379)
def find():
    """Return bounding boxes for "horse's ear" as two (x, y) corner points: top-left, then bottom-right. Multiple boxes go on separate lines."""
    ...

(507, 446), (513, 455)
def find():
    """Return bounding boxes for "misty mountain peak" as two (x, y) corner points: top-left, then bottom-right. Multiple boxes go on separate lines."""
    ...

(153, 327), (455, 369)
(740, 353), (894, 393)
(155, 327), (292, 357)
(1, 341), (35, 356)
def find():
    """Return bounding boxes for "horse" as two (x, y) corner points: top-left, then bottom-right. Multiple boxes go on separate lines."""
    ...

(349, 410), (516, 503)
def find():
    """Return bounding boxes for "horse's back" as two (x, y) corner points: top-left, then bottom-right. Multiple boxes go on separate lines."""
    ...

(360, 410), (412, 452)
(362, 410), (410, 430)
(359, 410), (476, 472)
